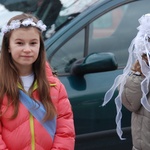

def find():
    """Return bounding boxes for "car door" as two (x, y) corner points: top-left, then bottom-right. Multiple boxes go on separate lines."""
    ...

(45, 0), (150, 149)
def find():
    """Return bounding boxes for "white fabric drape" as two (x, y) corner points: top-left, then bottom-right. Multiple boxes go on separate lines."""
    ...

(102, 14), (150, 140)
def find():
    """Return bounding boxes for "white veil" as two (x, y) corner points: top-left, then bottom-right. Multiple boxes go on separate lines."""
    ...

(102, 13), (150, 140)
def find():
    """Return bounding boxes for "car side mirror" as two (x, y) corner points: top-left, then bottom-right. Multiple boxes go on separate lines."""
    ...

(70, 52), (118, 76)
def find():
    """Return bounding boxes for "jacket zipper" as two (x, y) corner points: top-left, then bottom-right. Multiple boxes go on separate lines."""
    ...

(30, 113), (35, 150)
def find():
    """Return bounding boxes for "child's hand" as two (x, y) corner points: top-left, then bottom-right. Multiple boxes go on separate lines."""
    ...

(131, 54), (149, 75)
(131, 60), (142, 74)
(142, 53), (149, 65)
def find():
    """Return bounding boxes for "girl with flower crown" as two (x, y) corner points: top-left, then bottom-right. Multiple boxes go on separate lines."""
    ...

(0, 13), (75, 150)
(102, 14), (150, 150)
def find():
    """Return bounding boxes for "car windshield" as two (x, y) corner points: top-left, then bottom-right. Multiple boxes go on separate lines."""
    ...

(0, 0), (104, 39)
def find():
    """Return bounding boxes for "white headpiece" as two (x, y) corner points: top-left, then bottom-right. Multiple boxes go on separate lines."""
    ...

(1, 18), (47, 35)
(102, 13), (150, 140)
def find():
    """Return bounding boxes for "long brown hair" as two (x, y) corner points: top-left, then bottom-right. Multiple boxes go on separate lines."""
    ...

(0, 13), (56, 121)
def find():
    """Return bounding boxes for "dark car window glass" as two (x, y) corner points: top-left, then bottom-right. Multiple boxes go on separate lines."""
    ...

(50, 29), (85, 74)
(89, 5), (128, 67)
(89, 0), (150, 68)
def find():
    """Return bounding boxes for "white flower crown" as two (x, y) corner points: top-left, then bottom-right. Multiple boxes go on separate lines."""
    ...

(1, 18), (47, 35)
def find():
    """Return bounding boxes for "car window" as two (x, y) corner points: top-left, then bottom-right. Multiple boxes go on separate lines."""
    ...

(51, 2), (144, 74)
(91, 6), (127, 38)
(51, 3), (144, 75)
(88, 5), (128, 68)
(49, 0), (150, 75)
(50, 29), (85, 74)
(89, 1), (150, 68)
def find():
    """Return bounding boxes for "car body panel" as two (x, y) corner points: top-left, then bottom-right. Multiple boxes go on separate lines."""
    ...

(44, 0), (150, 149)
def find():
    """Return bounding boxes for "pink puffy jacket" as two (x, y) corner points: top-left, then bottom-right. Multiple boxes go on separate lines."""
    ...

(0, 63), (75, 150)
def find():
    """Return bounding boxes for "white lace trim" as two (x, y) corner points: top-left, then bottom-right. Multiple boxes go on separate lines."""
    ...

(102, 13), (150, 140)
(1, 18), (46, 35)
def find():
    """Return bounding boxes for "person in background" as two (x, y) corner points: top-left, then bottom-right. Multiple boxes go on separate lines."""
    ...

(102, 14), (150, 150)
(0, 13), (75, 150)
